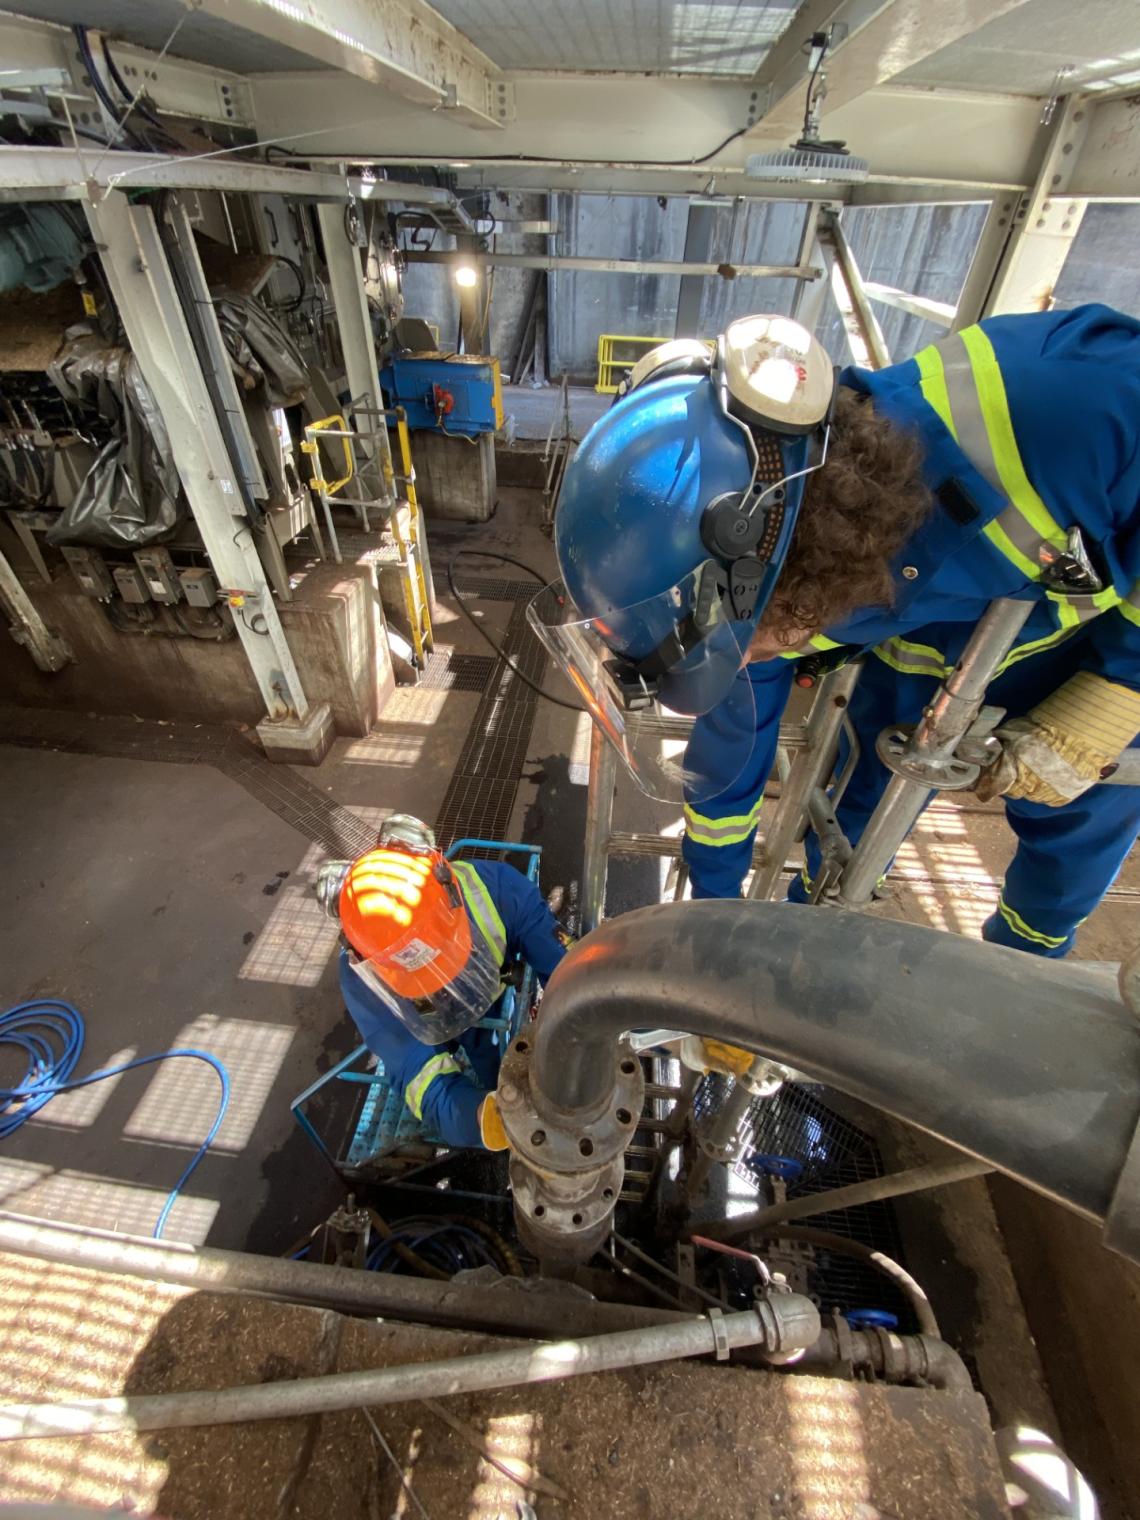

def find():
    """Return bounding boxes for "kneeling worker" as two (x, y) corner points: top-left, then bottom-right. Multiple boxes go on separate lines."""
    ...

(318, 816), (569, 1150)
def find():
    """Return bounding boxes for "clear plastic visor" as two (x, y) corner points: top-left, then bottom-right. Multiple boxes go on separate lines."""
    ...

(528, 571), (756, 804)
(346, 931), (503, 1045)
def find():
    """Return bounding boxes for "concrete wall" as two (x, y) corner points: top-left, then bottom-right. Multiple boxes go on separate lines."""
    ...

(0, 560), (392, 737)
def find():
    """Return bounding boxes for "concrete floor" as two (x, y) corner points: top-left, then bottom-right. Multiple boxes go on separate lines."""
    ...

(2, 482), (1140, 1512)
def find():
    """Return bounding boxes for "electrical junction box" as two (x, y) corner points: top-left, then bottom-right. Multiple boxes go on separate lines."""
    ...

(112, 565), (151, 604)
(61, 545), (114, 600)
(180, 567), (218, 608)
(379, 353), (503, 437)
(133, 546), (182, 604)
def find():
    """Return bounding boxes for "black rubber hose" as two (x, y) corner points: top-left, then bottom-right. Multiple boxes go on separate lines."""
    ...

(749, 1224), (940, 1338)
(531, 900), (1140, 1231)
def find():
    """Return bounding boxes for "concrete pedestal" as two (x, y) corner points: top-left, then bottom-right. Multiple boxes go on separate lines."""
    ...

(256, 700), (335, 765)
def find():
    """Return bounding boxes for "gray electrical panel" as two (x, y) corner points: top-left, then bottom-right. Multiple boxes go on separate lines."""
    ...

(133, 547), (182, 604)
(179, 567), (218, 608)
(112, 565), (151, 604)
(62, 546), (114, 600)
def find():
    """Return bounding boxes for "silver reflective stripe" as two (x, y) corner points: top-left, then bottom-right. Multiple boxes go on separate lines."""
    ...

(933, 328), (1068, 584)
(451, 860), (508, 964)
(874, 636), (949, 677)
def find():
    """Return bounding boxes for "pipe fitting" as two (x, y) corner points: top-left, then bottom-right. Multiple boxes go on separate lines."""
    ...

(497, 1032), (645, 1270)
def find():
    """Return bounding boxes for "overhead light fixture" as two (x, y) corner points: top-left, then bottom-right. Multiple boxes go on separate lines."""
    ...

(454, 264), (478, 288)
(746, 26), (869, 186)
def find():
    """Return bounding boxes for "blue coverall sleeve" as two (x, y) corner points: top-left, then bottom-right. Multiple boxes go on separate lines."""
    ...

(682, 658), (796, 898)
(472, 861), (568, 983)
(337, 949), (485, 1147)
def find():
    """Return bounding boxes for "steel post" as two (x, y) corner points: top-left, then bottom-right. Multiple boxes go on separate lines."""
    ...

(315, 199), (394, 506)
(748, 661), (863, 901)
(84, 192), (311, 724)
(0, 545), (71, 672)
(581, 722), (617, 933)
(837, 598), (1033, 907)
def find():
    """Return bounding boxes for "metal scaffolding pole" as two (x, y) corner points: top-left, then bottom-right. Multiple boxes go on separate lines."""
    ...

(84, 191), (320, 734)
(0, 544), (72, 672)
(582, 722), (617, 934)
(837, 598), (1035, 908)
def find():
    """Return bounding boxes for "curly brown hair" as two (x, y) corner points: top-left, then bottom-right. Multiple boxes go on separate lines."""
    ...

(754, 387), (932, 648)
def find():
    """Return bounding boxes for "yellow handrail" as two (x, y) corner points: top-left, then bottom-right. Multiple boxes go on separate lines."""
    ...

(301, 413), (354, 495)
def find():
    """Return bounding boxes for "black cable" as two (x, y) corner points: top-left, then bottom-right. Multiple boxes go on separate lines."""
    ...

(267, 254), (306, 312)
(73, 26), (142, 150)
(275, 127), (749, 171)
(100, 35), (164, 131)
(446, 548), (582, 711)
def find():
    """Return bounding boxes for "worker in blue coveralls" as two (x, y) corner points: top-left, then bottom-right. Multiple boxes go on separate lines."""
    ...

(317, 816), (569, 1149)
(531, 308), (1140, 959)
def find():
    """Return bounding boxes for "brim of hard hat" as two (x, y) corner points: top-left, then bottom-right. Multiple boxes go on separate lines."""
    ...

(528, 573), (758, 804)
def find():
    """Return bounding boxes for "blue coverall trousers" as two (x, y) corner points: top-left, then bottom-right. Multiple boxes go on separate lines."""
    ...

(790, 653), (1140, 956)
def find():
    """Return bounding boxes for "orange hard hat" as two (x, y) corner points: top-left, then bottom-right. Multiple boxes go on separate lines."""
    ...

(338, 846), (472, 1001)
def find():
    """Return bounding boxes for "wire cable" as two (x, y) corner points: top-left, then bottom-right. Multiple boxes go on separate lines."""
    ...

(0, 999), (230, 1240)
(446, 548), (583, 712)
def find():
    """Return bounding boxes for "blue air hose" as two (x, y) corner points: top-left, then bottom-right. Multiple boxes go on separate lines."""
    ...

(0, 999), (230, 1240)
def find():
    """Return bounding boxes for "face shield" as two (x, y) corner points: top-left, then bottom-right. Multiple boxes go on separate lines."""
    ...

(534, 314), (835, 805)
(528, 570), (757, 803)
(338, 847), (503, 1045)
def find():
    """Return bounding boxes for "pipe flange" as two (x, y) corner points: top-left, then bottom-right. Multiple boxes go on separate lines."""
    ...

(509, 1153), (622, 1265)
(498, 1035), (645, 1175)
(875, 724), (980, 791)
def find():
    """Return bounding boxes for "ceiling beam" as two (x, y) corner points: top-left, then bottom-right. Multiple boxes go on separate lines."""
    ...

(193, 0), (511, 128)
(750, 0), (1036, 139)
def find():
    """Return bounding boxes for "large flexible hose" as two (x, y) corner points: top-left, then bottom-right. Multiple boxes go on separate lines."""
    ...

(531, 901), (1140, 1230)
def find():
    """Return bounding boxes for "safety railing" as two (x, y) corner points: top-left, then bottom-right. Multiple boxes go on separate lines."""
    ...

(595, 333), (714, 394)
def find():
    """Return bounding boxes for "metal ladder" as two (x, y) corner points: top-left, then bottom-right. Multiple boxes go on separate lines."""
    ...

(300, 406), (434, 669)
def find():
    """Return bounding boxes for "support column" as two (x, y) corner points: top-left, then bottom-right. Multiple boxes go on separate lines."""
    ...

(674, 202), (716, 339)
(85, 190), (332, 764)
(0, 545), (72, 673)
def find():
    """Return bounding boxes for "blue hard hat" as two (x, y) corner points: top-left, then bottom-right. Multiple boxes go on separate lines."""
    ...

(550, 319), (834, 718)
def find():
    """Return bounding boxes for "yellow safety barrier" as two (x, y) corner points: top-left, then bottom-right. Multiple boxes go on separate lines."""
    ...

(595, 333), (714, 394)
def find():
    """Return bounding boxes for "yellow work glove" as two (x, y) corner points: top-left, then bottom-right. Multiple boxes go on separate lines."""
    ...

(975, 672), (1140, 806)
(478, 1093), (509, 1151)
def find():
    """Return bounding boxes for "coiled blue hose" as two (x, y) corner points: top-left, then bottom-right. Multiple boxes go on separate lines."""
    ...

(0, 999), (230, 1240)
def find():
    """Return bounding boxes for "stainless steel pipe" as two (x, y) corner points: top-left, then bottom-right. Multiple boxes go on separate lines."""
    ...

(531, 900), (1140, 1229)
(0, 1299), (820, 1442)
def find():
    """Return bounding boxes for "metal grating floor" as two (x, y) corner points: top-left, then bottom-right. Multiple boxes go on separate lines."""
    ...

(696, 1077), (915, 1326)
(419, 650), (497, 693)
(433, 589), (548, 854)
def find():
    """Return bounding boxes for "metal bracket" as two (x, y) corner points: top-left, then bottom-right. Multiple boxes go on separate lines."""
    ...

(875, 724), (982, 790)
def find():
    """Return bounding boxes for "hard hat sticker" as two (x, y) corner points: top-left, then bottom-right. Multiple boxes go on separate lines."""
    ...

(391, 938), (441, 971)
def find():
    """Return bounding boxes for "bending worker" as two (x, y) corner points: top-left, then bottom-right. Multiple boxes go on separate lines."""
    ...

(533, 306), (1140, 957)
(318, 817), (568, 1148)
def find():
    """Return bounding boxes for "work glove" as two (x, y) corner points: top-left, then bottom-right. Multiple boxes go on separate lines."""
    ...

(975, 672), (1140, 807)
(479, 1093), (509, 1150)
(678, 1036), (757, 1079)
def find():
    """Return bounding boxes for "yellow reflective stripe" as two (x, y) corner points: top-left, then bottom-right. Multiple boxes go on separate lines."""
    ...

(1047, 585), (1121, 629)
(809, 634), (843, 652)
(684, 797), (764, 847)
(914, 344), (957, 437)
(982, 519), (1041, 582)
(872, 637), (950, 678)
(405, 1053), (462, 1119)
(996, 896), (1069, 949)
(451, 861), (507, 963)
(995, 625), (1080, 674)
(958, 326), (1068, 557)
(1120, 598), (1140, 629)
